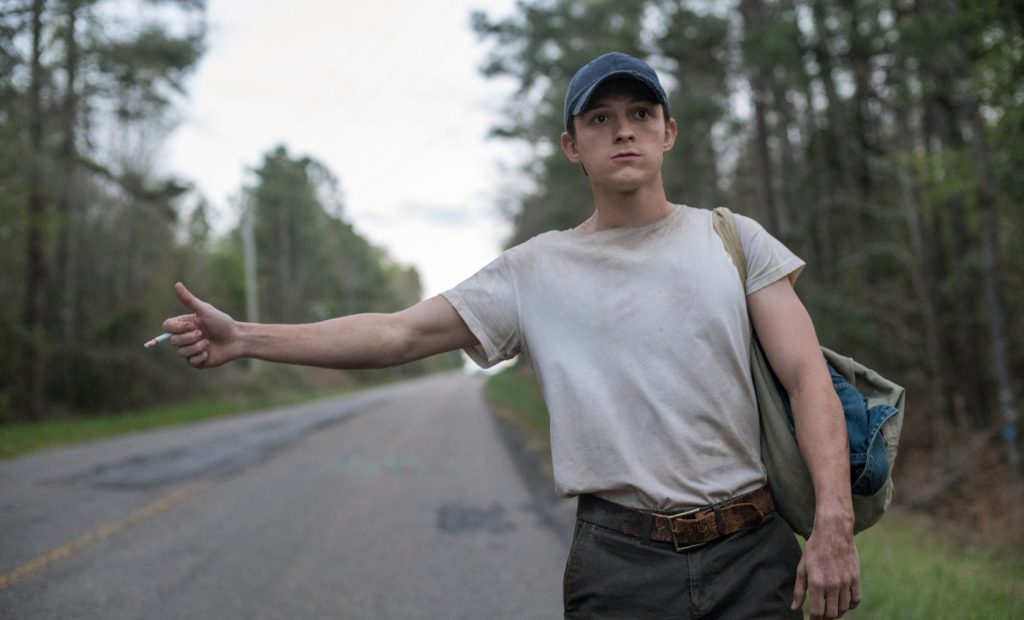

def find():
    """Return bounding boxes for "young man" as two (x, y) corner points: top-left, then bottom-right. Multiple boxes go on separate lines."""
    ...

(164, 52), (860, 619)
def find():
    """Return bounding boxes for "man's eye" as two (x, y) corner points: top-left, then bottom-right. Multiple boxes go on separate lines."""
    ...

(593, 114), (608, 124)
(636, 109), (650, 119)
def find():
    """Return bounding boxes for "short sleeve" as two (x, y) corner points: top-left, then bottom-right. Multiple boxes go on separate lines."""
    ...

(735, 214), (805, 295)
(440, 254), (522, 368)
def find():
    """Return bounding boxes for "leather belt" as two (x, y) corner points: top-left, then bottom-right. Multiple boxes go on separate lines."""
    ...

(576, 486), (775, 552)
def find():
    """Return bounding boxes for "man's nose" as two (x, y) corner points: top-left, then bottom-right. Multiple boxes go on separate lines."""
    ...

(614, 120), (636, 141)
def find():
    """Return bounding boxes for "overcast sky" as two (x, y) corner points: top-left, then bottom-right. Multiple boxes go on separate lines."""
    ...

(164, 0), (523, 298)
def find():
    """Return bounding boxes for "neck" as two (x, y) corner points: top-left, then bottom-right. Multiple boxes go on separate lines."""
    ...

(581, 180), (672, 232)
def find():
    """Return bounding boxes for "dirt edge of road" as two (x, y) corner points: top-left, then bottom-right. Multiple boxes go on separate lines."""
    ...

(486, 403), (576, 547)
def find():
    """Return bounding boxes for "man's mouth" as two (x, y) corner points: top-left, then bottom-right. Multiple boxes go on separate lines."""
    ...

(611, 151), (640, 160)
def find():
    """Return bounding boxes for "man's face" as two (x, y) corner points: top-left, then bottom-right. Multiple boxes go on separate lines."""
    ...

(560, 79), (677, 192)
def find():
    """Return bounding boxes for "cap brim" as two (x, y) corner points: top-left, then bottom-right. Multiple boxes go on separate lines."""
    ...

(568, 70), (665, 121)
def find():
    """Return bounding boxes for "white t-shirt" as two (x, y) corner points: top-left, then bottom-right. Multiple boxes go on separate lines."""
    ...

(441, 205), (804, 511)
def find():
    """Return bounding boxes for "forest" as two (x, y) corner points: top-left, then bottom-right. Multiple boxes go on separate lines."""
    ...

(472, 0), (1024, 500)
(0, 0), (458, 424)
(1, 0), (1022, 504)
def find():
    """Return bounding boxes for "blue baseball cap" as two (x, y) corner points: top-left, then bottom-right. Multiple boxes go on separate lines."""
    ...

(563, 52), (669, 131)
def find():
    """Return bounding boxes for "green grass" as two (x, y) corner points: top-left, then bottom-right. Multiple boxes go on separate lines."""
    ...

(485, 366), (1024, 619)
(0, 386), (363, 462)
(848, 510), (1024, 619)
(484, 364), (550, 441)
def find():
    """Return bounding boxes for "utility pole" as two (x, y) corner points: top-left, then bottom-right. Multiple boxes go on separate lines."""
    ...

(241, 193), (259, 370)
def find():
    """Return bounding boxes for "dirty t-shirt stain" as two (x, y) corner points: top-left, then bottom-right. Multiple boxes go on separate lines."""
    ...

(442, 205), (804, 511)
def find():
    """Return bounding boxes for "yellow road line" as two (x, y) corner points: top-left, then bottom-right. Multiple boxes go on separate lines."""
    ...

(0, 479), (213, 590)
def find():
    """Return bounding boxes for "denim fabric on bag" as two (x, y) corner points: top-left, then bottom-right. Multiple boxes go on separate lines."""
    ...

(779, 365), (897, 497)
(828, 364), (899, 495)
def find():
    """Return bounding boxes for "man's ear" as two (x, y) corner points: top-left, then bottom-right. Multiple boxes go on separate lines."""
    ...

(561, 132), (582, 164)
(663, 118), (678, 152)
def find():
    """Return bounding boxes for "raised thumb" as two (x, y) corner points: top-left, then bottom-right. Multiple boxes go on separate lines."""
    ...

(174, 282), (205, 314)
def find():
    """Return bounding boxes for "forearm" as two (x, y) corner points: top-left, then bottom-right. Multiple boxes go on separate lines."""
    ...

(748, 279), (854, 530)
(789, 373), (854, 530)
(748, 279), (860, 616)
(238, 313), (413, 369)
(234, 296), (475, 369)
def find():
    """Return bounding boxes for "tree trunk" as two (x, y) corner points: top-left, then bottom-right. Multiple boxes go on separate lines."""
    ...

(739, 0), (780, 233)
(810, 0), (860, 210)
(893, 99), (946, 422)
(921, 28), (989, 428)
(842, 0), (877, 205)
(22, 0), (48, 420)
(942, 191), (985, 429)
(888, 18), (954, 434)
(770, 76), (797, 240)
(277, 206), (293, 322)
(55, 0), (81, 403)
(793, 24), (837, 283)
(964, 93), (1020, 478)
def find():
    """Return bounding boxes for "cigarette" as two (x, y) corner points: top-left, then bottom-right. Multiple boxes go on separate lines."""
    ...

(144, 333), (172, 348)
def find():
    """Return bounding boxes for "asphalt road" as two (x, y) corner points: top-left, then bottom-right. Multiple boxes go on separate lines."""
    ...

(0, 373), (575, 619)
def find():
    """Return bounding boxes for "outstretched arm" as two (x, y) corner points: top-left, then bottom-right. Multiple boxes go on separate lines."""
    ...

(162, 282), (479, 369)
(747, 277), (860, 620)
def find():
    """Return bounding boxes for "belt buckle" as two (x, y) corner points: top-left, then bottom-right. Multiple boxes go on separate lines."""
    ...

(656, 506), (707, 552)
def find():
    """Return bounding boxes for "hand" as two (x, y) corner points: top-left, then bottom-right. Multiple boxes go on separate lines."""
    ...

(792, 517), (861, 619)
(161, 282), (243, 368)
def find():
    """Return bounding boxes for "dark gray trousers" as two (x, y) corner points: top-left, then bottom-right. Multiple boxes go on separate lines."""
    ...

(563, 511), (803, 619)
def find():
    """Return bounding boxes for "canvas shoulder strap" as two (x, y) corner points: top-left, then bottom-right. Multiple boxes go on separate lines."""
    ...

(711, 206), (747, 285)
